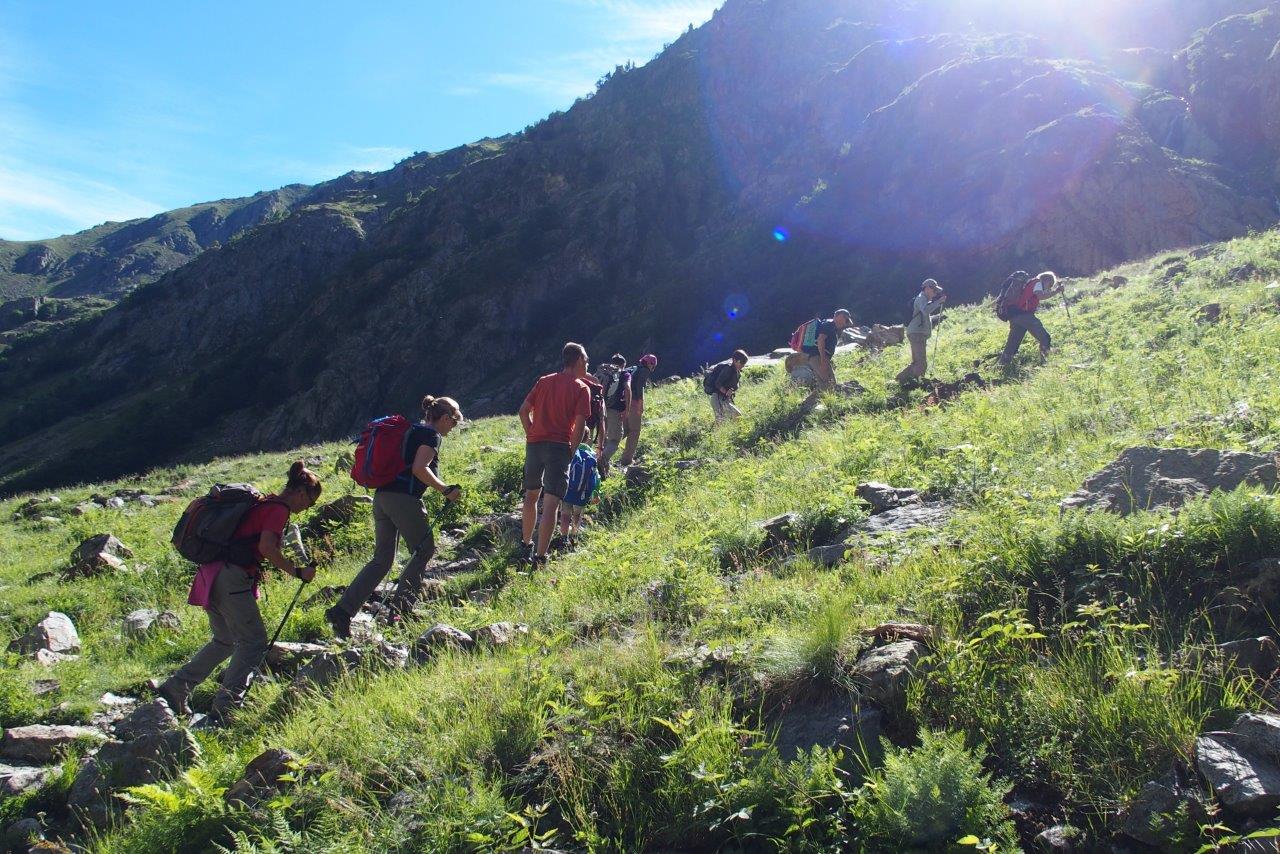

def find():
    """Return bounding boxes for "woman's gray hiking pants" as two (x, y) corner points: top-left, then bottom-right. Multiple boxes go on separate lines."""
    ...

(336, 489), (436, 618)
(164, 563), (268, 716)
(999, 311), (1051, 363)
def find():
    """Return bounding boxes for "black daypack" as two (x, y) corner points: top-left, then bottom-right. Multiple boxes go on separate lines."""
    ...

(604, 367), (631, 411)
(171, 484), (283, 565)
(994, 270), (1030, 321)
(703, 363), (727, 395)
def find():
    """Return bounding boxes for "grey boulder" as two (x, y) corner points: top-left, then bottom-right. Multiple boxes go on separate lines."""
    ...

(1061, 447), (1279, 515)
(9, 612), (80, 657)
(1196, 712), (1280, 816)
(851, 640), (927, 723)
(2, 724), (105, 764)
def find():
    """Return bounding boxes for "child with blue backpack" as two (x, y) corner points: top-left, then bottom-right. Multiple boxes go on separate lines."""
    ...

(557, 443), (601, 548)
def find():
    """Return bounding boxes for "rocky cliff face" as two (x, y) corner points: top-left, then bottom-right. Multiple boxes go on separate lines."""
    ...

(1, 0), (1279, 494)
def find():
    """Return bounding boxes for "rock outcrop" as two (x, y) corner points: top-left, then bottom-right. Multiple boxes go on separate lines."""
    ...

(1060, 447), (1279, 515)
(1196, 712), (1280, 816)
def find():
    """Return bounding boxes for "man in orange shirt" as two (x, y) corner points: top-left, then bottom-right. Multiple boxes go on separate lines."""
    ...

(519, 342), (592, 566)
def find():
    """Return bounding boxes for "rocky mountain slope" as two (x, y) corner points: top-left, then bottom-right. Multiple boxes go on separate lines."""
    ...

(2, 0), (1279, 495)
(2, 228), (1279, 851)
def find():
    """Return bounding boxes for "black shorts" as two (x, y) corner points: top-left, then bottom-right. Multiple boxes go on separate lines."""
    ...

(523, 441), (573, 498)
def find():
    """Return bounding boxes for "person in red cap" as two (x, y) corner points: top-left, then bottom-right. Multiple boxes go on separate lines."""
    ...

(618, 353), (656, 466)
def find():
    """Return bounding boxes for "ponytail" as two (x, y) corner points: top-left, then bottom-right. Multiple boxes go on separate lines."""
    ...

(422, 395), (462, 425)
(285, 460), (322, 499)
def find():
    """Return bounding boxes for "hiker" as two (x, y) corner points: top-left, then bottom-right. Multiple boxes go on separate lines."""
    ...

(895, 279), (947, 385)
(520, 342), (592, 566)
(583, 370), (607, 461)
(997, 271), (1063, 365)
(594, 354), (631, 476)
(705, 349), (749, 421)
(325, 396), (463, 639)
(158, 461), (322, 721)
(795, 309), (853, 389)
(557, 443), (601, 549)
(618, 353), (657, 466)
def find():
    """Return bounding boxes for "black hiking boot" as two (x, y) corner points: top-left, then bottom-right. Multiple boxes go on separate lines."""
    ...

(529, 554), (548, 571)
(155, 680), (192, 717)
(324, 606), (352, 640)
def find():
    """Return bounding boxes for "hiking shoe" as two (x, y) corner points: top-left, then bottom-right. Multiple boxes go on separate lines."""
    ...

(530, 554), (548, 570)
(155, 680), (192, 717)
(324, 606), (352, 640)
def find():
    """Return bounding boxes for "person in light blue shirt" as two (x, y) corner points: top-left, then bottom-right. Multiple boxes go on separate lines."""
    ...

(896, 278), (947, 385)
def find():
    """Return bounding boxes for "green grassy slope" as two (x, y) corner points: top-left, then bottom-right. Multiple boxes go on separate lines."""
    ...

(3, 229), (1280, 851)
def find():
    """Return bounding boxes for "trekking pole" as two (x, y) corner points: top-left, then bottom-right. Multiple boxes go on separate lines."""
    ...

(244, 525), (311, 701)
(1060, 287), (1077, 337)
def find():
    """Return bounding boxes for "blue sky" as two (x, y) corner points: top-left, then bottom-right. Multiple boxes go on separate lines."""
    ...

(0, 0), (719, 241)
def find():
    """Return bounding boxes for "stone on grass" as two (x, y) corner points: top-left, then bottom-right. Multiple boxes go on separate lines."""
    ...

(795, 541), (857, 568)
(851, 640), (926, 723)
(1196, 712), (1280, 816)
(0, 764), (53, 797)
(771, 692), (882, 763)
(68, 700), (199, 829)
(34, 649), (77, 667)
(5, 816), (44, 844)
(1033, 825), (1078, 852)
(1119, 770), (1208, 847)
(855, 482), (921, 514)
(1197, 302), (1222, 323)
(122, 609), (180, 638)
(265, 641), (330, 675)
(413, 624), (474, 661)
(291, 649), (365, 691)
(859, 622), (937, 646)
(67, 534), (133, 579)
(9, 612), (80, 657)
(867, 324), (906, 348)
(852, 502), (952, 537)
(1060, 447), (1278, 516)
(2, 725), (105, 764)
(225, 747), (317, 806)
(1216, 637), (1280, 678)
(757, 512), (802, 553)
(472, 622), (528, 648)
(349, 612), (380, 643)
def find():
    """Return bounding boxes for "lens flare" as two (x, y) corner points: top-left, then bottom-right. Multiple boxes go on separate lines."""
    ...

(722, 293), (749, 319)
(773, 227), (789, 242)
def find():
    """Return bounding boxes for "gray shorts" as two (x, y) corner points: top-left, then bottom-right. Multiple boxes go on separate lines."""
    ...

(523, 441), (573, 498)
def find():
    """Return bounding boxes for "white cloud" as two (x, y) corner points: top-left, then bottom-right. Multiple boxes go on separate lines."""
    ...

(577, 0), (720, 43)
(0, 161), (163, 241)
(463, 0), (720, 103)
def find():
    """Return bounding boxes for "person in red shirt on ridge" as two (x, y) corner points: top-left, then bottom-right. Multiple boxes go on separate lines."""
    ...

(998, 271), (1063, 366)
(519, 341), (592, 566)
(158, 461), (321, 725)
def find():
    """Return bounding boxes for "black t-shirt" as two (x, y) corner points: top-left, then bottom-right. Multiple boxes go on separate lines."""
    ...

(815, 320), (840, 357)
(630, 365), (652, 401)
(378, 424), (440, 498)
(716, 363), (741, 394)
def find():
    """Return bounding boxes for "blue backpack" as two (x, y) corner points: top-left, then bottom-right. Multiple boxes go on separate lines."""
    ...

(564, 446), (600, 507)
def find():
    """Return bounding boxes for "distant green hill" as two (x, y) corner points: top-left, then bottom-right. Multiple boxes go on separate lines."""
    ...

(2, 227), (1278, 851)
